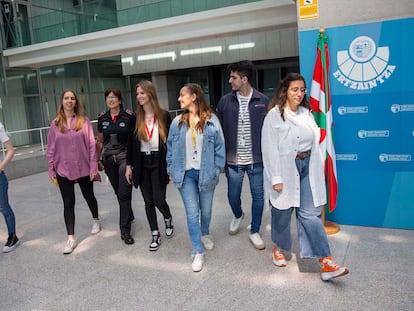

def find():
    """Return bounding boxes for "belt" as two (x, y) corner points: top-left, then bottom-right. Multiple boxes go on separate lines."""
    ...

(141, 151), (160, 156)
(296, 150), (311, 159)
(103, 149), (126, 157)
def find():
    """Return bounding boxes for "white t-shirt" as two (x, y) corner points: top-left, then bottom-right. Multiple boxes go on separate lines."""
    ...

(0, 122), (10, 144)
(140, 122), (159, 152)
(285, 109), (313, 152)
(185, 127), (203, 170)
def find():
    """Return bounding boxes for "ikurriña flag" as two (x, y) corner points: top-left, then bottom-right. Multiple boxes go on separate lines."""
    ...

(309, 30), (338, 212)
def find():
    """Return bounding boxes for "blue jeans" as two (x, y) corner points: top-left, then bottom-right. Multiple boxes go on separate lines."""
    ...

(270, 157), (331, 258)
(0, 171), (16, 234)
(178, 169), (215, 256)
(225, 163), (264, 233)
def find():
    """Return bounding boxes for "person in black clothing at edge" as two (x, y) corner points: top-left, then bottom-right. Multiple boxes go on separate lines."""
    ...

(126, 80), (174, 251)
(96, 88), (136, 245)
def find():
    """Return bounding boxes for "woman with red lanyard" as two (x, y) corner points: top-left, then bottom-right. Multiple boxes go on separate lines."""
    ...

(126, 80), (173, 251)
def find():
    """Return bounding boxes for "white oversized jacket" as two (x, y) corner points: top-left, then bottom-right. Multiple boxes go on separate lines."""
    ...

(261, 106), (327, 210)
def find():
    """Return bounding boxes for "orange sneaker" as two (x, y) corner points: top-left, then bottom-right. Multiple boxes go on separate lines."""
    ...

(319, 256), (349, 281)
(272, 246), (286, 267)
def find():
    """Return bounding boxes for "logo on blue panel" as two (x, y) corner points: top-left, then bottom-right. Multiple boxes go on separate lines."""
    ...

(358, 130), (389, 138)
(338, 106), (368, 115)
(379, 153), (411, 162)
(390, 104), (414, 113)
(336, 154), (358, 161)
(333, 36), (396, 90)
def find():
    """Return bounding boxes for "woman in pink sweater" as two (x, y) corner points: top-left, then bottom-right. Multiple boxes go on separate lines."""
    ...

(47, 89), (101, 255)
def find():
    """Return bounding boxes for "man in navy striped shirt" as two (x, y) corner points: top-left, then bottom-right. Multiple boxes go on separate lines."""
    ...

(216, 60), (269, 250)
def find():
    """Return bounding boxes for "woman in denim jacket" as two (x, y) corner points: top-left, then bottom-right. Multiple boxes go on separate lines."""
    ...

(167, 83), (225, 272)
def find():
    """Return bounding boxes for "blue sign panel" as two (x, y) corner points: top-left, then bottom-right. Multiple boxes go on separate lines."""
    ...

(299, 18), (414, 229)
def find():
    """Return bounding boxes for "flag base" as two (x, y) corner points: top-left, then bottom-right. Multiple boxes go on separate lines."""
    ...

(324, 220), (340, 235)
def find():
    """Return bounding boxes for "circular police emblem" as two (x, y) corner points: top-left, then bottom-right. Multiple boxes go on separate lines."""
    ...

(349, 36), (376, 63)
(119, 122), (126, 127)
(390, 104), (400, 114)
(338, 106), (346, 115)
(379, 153), (389, 162)
(358, 130), (367, 139)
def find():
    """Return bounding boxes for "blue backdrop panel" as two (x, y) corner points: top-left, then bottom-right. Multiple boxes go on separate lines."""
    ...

(299, 18), (414, 229)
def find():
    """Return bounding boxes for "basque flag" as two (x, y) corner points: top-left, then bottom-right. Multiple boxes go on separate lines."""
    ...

(309, 31), (338, 212)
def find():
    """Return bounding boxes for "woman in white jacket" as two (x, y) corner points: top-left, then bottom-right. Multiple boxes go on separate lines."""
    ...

(261, 73), (348, 281)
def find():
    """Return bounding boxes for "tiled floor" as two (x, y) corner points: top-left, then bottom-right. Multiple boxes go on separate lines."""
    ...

(0, 171), (413, 310)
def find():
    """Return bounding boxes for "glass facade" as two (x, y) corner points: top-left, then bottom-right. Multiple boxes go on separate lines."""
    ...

(0, 0), (259, 48)
(0, 0), (299, 147)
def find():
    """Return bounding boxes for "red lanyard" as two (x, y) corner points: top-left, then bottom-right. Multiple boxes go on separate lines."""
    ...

(145, 115), (156, 139)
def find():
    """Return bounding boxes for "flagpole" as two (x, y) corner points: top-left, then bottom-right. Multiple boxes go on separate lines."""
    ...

(318, 26), (340, 235)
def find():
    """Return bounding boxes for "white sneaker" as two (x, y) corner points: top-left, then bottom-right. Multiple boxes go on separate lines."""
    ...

(63, 239), (77, 254)
(91, 219), (101, 234)
(201, 235), (214, 250)
(164, 217), (174, 238)
(192, 253), (204, 272)
(229, 213), (244, 235)
(249, 232), (265, 250)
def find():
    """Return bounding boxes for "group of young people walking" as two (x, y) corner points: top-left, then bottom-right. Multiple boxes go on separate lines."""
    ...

(1, 59), (348, 280)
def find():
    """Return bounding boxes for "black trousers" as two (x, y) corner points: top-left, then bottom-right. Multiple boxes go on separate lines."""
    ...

(103, 153), (134, 235)
(139, 153), (172, 231)
(56, 175), (99, 235)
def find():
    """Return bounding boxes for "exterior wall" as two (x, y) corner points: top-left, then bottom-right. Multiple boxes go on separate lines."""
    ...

(4, 0), (295, 68)
(297, 0), (414, 30)
(297, 0), (414, 229)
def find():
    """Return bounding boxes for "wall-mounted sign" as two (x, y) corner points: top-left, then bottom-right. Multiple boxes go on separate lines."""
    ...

(299, 0), (318, 20)
(299, 18), (414, 230)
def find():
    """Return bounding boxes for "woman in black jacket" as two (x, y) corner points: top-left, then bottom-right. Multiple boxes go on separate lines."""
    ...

(126, 80), (173, 251)
(96, 88), (135, 245)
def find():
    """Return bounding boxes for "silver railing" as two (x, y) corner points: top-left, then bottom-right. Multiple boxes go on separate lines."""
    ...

(2, 110), (183, 158)
(5, 126), (50, 155)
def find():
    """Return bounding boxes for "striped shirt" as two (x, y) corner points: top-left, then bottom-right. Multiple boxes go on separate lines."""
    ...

(236, 91), (253, 164)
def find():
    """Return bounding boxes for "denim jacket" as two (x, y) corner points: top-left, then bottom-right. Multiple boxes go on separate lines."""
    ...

(166, 114), (225, 191)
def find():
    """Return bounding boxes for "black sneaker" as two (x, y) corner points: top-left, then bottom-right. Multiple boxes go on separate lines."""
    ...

(3, 233), (20, 253)
(164, 217), (174, 238)
(121, 233), (135, 245)
(149, 231), (160, 251)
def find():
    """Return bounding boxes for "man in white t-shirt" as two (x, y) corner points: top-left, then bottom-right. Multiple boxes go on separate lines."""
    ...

(0, 122), (20, 252)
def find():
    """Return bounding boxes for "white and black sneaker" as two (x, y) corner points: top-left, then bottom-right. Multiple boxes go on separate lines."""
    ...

(149, 231), (161, 251)
(2, 233), (20, 253)
(164, 217), (174, 238)
(63, 239), (77, 255)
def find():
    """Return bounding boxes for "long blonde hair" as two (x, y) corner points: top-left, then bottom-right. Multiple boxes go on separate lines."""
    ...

(134, 80), (168, 143)
(54, 89), (85, 133)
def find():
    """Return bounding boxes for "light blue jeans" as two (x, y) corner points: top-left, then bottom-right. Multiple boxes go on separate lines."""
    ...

(178, 169), (215, 256)
(0, 171), (16, 234)
(225, 163), (264, 233)
(270, 157), (331, 258)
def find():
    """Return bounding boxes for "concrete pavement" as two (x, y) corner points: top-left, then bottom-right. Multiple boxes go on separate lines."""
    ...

(0, 171), (413, 310)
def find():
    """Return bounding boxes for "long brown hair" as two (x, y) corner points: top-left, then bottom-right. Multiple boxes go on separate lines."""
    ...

(268, 73), (309, 121)
(134, 80), (168, 143)
(54, 89), (85, 133)
(178, 83), (212, 132)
